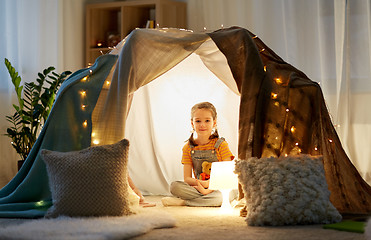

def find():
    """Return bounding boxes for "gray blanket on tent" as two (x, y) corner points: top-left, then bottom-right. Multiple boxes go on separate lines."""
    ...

(0, 27), (369, 218)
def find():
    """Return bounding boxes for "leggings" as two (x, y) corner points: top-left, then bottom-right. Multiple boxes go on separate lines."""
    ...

(170, 181), (237, 207)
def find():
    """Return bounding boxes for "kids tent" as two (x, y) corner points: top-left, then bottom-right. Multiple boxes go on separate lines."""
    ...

(0, 27), (370, 218)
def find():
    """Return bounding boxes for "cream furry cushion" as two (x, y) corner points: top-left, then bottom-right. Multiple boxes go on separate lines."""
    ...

(41, 139), (132, 218)
(235, 154), (342, 226)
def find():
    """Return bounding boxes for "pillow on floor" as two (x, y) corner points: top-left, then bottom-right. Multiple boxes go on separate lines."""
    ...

(41, 139), (133, 218)
(235, 154), (342, 226)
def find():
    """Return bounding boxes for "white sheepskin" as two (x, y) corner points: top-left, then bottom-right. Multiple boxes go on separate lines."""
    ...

(235, 154), (342, 226)
(0, 210), (175, 240)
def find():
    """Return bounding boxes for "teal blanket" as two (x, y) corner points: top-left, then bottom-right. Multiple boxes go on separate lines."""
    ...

(0, 55), (118, 218)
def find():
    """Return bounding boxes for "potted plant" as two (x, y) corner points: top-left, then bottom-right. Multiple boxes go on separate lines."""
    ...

(3, 58), (71, 170)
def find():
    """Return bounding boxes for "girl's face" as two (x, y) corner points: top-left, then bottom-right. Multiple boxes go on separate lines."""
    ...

(191, 108), (216, 138)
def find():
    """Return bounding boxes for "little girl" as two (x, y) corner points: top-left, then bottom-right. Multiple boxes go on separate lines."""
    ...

(162, 102), (234, 207)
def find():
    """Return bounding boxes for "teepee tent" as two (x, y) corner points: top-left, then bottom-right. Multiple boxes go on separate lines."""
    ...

(0, 27), (370, 218)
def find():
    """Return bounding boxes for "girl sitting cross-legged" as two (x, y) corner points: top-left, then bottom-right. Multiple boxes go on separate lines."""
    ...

(162, 102), (235, 207)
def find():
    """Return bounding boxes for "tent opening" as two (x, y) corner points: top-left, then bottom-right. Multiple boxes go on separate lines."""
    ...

(125, 52), (240, 195)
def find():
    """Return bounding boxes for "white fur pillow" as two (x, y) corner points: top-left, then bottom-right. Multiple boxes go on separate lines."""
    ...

(235, 154), (342, 226)
(41, 139), (133, 218)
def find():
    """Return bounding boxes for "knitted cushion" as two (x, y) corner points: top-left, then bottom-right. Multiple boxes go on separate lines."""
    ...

(41, 139), (132, 218)
(235, 154), (342, 226)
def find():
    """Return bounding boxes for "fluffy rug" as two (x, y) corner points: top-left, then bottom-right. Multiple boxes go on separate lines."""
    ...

(0, 210), (175, 240)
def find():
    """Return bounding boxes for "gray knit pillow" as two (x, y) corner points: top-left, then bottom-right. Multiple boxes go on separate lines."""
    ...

(235, 154), (342, 226)
(41, 139), (132, 218)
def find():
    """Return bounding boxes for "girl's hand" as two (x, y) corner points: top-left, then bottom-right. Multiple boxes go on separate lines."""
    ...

(198, 179), (209, 189)
(193, 180), (213, 195)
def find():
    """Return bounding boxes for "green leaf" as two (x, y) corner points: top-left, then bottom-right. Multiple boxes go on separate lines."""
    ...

(14, 76), (21, 88)
(4, 58), (72, 160)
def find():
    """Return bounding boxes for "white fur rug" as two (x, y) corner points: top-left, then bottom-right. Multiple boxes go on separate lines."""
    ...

(0, 210), (175, 240)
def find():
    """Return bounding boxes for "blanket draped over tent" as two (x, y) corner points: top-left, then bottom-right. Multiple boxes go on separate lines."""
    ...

(0, 27), (369, 218)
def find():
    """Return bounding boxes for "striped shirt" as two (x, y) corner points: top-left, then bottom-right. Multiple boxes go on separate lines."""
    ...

(181, 138), (234, 165)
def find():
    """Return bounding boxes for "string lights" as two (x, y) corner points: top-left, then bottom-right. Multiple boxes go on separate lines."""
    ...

(265, 68), (323, 156)
(80, 67), (112, 145)
(79, 68), (102, 145)
(268, 73), (304, 156)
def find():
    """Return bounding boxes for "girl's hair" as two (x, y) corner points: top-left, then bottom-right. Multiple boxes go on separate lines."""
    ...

(188, 102), (219, 146)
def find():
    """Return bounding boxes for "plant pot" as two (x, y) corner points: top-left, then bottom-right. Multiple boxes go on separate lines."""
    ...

(18, 160), (25, 171)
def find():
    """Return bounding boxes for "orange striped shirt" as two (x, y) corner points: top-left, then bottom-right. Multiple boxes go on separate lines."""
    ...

(181, 138), (234, 165)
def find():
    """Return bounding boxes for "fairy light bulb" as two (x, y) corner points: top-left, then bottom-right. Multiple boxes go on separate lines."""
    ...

(82, 76), (88, 82)
(93, 140), (99, 145)
(271, 93), (278, 99)
(329, 139), (333, 143)
(81, 105), (86, 110)
(286, 108), (290, 112)
(264, 66), (267, 72)
(314, 147), (318, 151)
(106, 81), (110, 86)
(260, 48), (265, 52)
(80, 90), (86, 97)
(275, 78), (283, 84)
(295, 142), (299, 146)
(290, 126), (296, 133)
(83, 120), (88, 127)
